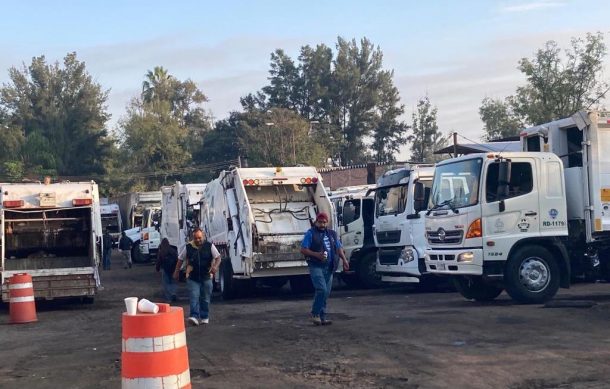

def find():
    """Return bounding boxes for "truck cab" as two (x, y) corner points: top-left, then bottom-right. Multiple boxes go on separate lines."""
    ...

(330, 185), (377, 288)
(425, 152), (570, 303)
(374, 165), (434, 284)
(100, 203), (122, 247)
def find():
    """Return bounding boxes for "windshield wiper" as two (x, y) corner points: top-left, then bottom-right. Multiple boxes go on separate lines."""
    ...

(426, 199), (459, 215)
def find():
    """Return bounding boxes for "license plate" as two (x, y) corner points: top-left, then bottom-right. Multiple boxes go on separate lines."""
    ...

(437, 263), (446, 271)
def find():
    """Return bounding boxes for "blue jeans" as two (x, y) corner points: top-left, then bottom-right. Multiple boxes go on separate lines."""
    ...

(103, 249), (112, 270)
(309, 265), (333, 319)
(161, 269), (178, 302)
(187, 278), (213, 320)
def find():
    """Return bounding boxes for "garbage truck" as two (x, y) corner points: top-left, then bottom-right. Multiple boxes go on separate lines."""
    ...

(200, 167), (334, 298)
(373, 165), (435, 285)
(1, 181), (103, 302)
(425, 111), (610, 304)
(329, 185), (378, 288)
(100, 203), (122, 246)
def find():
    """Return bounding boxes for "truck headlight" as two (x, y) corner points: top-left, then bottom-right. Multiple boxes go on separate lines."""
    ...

(457, 252), (474, 263)
(399, 248), (415, 263)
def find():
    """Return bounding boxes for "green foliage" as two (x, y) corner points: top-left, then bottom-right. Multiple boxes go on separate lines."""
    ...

(118, 67), (211, 190)
(480, 32), (608, 134)
(243, 37), (407, 165)
(479, 97), (524, 141)
(0, 52), (113, 179)
(409, 97), (445, 163)
(199, 108), (327, 169)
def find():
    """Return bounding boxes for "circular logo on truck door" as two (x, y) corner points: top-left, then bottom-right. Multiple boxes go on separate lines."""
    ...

(437, 228), (446, 242)
(549, 209), (558, 219)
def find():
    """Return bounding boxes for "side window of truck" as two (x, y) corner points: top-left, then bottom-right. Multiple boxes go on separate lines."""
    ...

(342, 199), (361, 225)
(486, 162), (533, 202)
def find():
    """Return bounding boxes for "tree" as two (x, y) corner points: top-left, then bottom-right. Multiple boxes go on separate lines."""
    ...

(479, 97), (523, 140)
(480, 32), (608, 130)
(199, 108), (328, 169)
(371, 71), (408, 163)
(243, 37), (405, 165)
(119, 67), (210, 190)
(409, 97), (444, 163)
(0, 52), (113, 178)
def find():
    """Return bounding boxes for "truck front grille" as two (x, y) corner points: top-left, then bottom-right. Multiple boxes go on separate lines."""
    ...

(378, 248), (402, 265)
(426, 229), (463, 245)
(376, 230), (401, 244)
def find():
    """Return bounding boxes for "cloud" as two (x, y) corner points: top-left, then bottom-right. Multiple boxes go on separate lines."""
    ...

(499, 1), (566, 13)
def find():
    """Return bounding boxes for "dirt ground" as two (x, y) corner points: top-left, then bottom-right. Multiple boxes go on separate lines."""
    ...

(1, 250), (610, 389)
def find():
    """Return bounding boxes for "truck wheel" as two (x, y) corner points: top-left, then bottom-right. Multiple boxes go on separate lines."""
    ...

(219, 259), (238, 300)
(358, 252), (382, 289)
(452, 276), (503, 302)
(290, 276), (313, 294)
(505, 246), (560, 304)
(131, 243), (144, 264)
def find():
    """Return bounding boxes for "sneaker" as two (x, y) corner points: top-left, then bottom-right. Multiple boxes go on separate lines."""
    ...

(200, 318), (209, 324)
(321, 318), (333, 326)
(311, 315), (322, 326)
(188, 317), (200, 326)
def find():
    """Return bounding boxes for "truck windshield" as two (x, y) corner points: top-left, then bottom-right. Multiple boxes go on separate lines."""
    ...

(430, 158), (482, 209)
(376, 185), (408, 217)
(101, 215), (119, 233)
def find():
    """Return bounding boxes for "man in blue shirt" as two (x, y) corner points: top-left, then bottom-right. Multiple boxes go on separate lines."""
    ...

(300, 212), (349, 325)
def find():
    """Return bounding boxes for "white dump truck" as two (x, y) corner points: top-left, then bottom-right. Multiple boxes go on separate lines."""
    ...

(100, 203), (122, 246)
(373, 165), (435, 284)
(201, 167), (334, 298)
(425, 111), (610, 304)
(329, 185), (378, 288)
(1, 181), (102, 302)
(160, 182), (189, 254)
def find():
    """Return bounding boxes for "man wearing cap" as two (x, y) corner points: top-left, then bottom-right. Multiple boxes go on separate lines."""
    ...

(300, 212), (349, 325)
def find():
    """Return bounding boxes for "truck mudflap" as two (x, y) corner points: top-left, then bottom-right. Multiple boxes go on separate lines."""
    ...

(2, 272), (98, 302)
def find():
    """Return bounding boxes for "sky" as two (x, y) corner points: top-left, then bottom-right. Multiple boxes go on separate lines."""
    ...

(1, 0), (609, 160)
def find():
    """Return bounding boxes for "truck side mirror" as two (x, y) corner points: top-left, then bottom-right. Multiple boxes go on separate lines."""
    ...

(344, 224), (349, 233)
(496, 160), (511, 204)
(413, 182), (425, 212)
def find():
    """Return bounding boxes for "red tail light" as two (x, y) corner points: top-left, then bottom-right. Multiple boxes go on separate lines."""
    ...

(73, 198), (93, 206)
(242, 179), (249, 186)
(3, 200), (24, 208)
(312, 177), (319, 183)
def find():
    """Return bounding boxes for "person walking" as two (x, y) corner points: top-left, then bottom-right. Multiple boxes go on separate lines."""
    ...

(174, 228), (221, 326)
(300, 212), (349, 326)
(119, 231), (133, 269)
(156, 238), (179, 302)
(102, 230), (113, 270)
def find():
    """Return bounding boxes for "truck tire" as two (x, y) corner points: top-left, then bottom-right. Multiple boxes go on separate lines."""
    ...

(358, 252), (382, 289)
(219, 259), (238, 300)
(290, 275), (314, 294)
(452, 276), (503, 302)
(505, 246), (560, 304)
(131, 243), (145, 264)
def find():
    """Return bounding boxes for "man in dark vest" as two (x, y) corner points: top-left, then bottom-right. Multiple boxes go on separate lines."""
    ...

(174, 228), (221, 326)
(300, 212), (349, 325)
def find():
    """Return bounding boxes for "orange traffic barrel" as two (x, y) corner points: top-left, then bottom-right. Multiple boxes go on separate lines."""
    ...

(9, 273), (38, 324)
(122, 303), (191, 388)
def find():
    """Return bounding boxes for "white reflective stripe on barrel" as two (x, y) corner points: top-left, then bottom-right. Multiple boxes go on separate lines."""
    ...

(122, 331), (187, 353)
(10, 296), (35, 303)
(9, 282), (33, 290)
(121, 368), (191, 389)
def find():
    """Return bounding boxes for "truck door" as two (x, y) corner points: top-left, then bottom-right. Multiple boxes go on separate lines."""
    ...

(341, 199), (363, 259)
(481, 158), (540, 261)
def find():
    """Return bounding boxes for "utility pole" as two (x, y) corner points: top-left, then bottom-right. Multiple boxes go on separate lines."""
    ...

(453, 132), (458, 158)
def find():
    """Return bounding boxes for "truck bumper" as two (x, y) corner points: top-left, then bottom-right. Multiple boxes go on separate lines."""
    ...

(2, 271), (97, 302)
(425, 248), (484, 276)
(376, 246), (422, 282)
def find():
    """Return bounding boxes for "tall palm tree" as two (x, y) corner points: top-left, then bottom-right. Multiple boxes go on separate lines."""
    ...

(142, 66), (174, 103)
